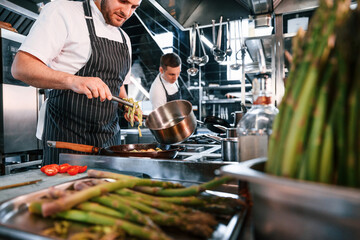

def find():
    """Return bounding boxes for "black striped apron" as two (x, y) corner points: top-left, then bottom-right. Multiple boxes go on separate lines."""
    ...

(159, 75), (182, 102)
(42, 0), (130, 165)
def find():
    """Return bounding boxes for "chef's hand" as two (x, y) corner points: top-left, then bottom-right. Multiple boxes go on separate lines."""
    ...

(69, 76), (112, 102)
(123, 106), (142, 123)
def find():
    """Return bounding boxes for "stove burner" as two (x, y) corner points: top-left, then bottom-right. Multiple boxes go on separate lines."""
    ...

(182, 134), (221, 145)
(174, 134), (223, 161)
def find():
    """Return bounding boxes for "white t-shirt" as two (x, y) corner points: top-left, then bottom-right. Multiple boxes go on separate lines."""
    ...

(19, 0), (132, 83)
(149, 74), (179, 110)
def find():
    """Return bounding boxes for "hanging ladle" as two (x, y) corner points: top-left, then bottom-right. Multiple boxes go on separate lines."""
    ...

(187, 24), (199, 76)
(213, 16), (226, 63)
(195, 24), (209, 66)
(187, 24), (201, 65)
(187, 63), (199, 76)
(230, 20), (241, 70)
(225, 18), (232, 57)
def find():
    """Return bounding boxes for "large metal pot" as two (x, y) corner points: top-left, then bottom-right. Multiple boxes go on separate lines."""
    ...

(221, 158), (360, 240)
(206, 135), (239, 162)
(145, 100), (197, 144)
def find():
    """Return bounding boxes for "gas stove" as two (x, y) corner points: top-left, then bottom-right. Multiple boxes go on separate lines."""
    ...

(174, 134), (223, 161)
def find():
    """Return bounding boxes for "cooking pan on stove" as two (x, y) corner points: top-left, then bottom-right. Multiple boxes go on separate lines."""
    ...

(198, 116), (231, 133)
(47, 141), (181, 159)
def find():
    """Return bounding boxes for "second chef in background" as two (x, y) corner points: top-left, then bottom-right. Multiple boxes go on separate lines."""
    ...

(11, 0), (142, 165)
(149, 52), (182, 110)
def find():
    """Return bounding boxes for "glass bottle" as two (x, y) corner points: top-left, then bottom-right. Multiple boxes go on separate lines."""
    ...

(236, 73), (278, 161)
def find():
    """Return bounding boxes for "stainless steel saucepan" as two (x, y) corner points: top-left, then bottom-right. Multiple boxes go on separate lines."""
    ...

(145, 100), (197, 144)
(205, 134), (239, 162)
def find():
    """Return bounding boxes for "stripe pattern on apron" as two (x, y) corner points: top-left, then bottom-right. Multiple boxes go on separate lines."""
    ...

(42, 0), (130, 165)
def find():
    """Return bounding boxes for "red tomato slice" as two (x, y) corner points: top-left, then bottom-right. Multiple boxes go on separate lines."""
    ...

(78, 165), (87, 173)
(59, 163), (71, 173)
(67, 166), (79, 176)
(44, 166), (59, 176)
(40, 166), (47, 173)
(41, 164), (59, 173)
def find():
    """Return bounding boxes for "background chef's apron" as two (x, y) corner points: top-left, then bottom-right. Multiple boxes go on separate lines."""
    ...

(42, 0), (130, 165)
(159, 75), (182, 102)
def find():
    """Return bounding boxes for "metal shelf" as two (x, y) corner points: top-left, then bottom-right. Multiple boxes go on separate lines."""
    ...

(202, 98), (252, 104)
(204, 84), (252, 90)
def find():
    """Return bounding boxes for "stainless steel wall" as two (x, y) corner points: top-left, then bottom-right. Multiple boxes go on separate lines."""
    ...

(0, 28), (39, 154)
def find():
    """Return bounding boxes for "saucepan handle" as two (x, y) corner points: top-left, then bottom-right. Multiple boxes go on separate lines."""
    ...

(47, 141), (100, 154)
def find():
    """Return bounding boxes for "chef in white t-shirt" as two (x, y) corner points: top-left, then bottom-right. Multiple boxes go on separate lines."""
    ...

(11, 0), (142, 165)
(149, 53), (182, 110)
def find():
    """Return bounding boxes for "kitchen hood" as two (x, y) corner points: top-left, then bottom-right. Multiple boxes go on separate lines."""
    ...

(147, 0), (281, 30)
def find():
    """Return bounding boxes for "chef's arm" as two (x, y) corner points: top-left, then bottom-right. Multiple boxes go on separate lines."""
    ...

(11, 51), (112, 101)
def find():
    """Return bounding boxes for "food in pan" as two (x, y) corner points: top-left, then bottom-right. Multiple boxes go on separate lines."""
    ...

(124, 98), (143, 137)
(129, 147), (163, 152)
(26, 170), (244, 240)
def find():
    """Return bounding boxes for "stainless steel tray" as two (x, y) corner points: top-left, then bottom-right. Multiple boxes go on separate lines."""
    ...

(0, 178), (247, 240)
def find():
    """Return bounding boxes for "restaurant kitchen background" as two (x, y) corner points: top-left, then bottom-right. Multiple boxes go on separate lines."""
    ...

(0, 0), (343, 174)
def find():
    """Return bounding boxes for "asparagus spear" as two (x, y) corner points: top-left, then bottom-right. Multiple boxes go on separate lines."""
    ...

(91, 195), (157, 229)
(87, 169), (183, 188)
(41, 178), (184, 217)
(116, 188), (207, 206)
(281, 1), (345, 178)
(132, 176), (233, 197)
(267, 2), (331, 175)
(29, 202), (172, 240)
(76, 202), (125, 219)
(56, 210), (171, 240)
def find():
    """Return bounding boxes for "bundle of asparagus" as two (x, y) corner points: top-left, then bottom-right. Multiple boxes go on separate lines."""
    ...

(267, 0), (360, 188)
(28, 170), (242, 240)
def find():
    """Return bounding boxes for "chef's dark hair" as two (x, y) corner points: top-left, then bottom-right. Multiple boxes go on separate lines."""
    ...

(160, 53), (181, 70)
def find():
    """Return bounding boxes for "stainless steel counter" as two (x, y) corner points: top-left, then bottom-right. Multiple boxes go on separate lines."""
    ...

(0, 170), (87, 203)
(59, 153), (240, 193)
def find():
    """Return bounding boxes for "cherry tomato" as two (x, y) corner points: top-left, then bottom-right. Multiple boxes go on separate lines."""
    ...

(59, 163), (71, 173)
(67, 166), (79, 176)
(44, 166), (59, 176)
(78, 165), (87, 173)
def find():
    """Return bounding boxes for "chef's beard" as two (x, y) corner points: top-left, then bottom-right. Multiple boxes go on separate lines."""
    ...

(100, 0), (127, 27)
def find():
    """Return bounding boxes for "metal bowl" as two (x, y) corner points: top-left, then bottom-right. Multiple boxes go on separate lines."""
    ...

(145, 100), (197, 144)
(220, 158), (360, 240)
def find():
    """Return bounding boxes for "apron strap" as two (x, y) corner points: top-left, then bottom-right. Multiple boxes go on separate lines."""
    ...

(83, 0), (97, 41)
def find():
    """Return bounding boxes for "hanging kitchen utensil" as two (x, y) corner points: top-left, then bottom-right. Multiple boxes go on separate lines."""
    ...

(187, 63), (199, 76)
(187, 24), (200, 65)
(230, 20), (241, 70)
(225, 19), (232, 57)
(187, 25), (199, 76)
(239, 17), (247, 108)
(211, 19), (217, 54)
(195, 24), (209, 66)
(213, 16), (227, 63)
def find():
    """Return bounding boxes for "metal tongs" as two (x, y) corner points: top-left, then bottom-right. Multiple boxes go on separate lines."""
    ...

(111, 96), (134, 108)
(112, 96), (148, 119)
